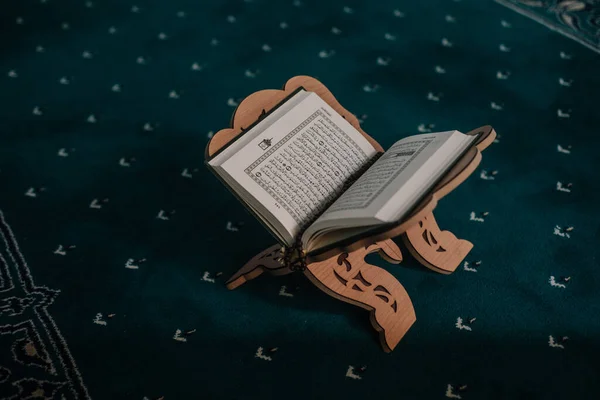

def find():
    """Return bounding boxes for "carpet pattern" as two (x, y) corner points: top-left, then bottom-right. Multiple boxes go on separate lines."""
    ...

(0, 211), (89, 399)
(1, 0), (599, 399)
(495, 0), (600, 53)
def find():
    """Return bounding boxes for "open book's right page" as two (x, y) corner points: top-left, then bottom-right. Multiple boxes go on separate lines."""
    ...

(303, 131), (474, 248)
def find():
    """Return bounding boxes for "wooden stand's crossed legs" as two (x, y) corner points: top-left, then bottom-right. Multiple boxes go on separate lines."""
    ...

(226, 211), (471, 352)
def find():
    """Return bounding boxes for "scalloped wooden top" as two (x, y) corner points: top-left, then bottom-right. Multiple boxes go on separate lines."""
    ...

(206, 76), (383, 159)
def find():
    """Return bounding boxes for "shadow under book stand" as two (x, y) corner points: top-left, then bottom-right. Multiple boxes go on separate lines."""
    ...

(205, 76), (496, 352)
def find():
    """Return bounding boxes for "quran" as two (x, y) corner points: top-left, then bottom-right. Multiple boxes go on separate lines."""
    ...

(207, 88), (478, 255)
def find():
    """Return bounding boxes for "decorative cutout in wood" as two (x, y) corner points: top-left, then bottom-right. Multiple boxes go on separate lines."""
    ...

(225, 245), (292, 290)
(403, 213), (473, 274)
(304, 239), (415, 352)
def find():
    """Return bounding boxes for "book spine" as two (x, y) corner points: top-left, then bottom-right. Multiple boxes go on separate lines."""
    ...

(285, 152), (384, 271)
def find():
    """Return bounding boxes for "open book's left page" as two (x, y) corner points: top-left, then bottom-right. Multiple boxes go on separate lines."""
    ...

(209, 90), (378, 246)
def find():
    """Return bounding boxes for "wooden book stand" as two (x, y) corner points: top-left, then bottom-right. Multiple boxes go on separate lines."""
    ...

(206, 76), (496, 352)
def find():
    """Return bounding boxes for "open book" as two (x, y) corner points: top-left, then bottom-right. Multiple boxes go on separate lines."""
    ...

(208, 88), (477, 255)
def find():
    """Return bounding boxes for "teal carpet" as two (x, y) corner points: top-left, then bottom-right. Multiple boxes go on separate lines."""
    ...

(1, 0), (599, 399)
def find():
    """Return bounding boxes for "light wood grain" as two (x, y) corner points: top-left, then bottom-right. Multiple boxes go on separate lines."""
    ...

(225, 245), (292, 290)
(402, 213), (473, 274)
(206, 76), (383, 159)
(304, 240), (415, 352)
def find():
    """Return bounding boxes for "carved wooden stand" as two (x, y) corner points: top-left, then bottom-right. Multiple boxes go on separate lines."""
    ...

(206, 76), (496, 352)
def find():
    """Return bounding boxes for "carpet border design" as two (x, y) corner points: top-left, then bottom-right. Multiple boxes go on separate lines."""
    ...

(0, 210), (91, 399)
(495, 0), (600, 54)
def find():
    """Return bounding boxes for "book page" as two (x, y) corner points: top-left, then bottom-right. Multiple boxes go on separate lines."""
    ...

(210, 89), (311, 165)
(303, 131), (473, 248)
(215, 92), (378, 244)
(319, 132), (453, 219)
(377, 131), (474, 221)
(325, 136), (439, 214)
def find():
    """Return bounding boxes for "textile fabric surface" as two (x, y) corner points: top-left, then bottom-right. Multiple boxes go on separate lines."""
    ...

(0, 0), (599, 399)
